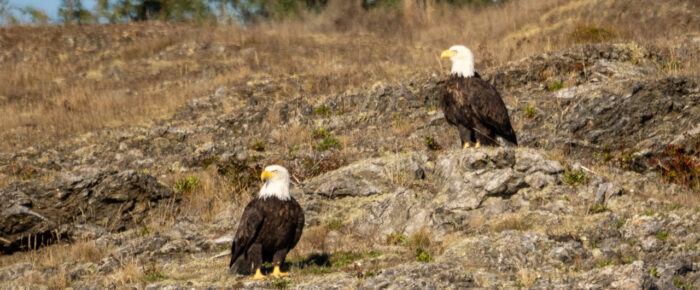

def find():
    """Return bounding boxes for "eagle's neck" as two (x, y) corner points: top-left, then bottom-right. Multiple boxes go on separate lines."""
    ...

(451, 58), (475, 78)
(259, 178), (291, 201)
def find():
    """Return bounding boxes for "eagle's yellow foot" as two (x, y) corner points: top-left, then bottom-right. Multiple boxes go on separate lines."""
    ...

(270, 265), (289, 278)
(251, 268), (268, 281)
(463, 142), (471, 149)
(475, 141), (481, 148)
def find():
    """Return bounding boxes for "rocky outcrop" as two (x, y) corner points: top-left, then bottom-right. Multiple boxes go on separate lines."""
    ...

(1, 41), (699, 289)
(0, 169), (178, 253)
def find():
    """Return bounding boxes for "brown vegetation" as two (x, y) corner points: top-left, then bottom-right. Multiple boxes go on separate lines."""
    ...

(1, 0), (699, 151)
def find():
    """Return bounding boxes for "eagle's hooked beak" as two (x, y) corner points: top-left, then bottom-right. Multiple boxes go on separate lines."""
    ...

(261, 170), (275, 182)
(440, 49), (457, 59)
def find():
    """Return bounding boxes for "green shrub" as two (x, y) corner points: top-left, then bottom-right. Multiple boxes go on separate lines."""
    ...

(386, 233), (407, 245)
(595, 260), (617, 268)
(655, 231), (668, 241)
(317, 136), (339, 151)
(271, 279), (293, 289)
(563, 170), (587, 185)
(251, 140), (266, 151)
(324, 219), (343, 231)
(614, 219), (626, 229)
(522, 106), (536, 118)
(649, 267), (659, 277)
(548, 81), (563, 91)
(175, 175), (200, 193)
(314, 105), (330, 116)
(312, 128), (330, 139)
(589, 203), (607, 214)
(673, 277), (692, 290)
(415, 247), (433, 262)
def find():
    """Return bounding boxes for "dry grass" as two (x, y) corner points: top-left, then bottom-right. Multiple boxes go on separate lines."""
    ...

(164, 166), (246, 223)
(1, 0), (698, 151)
(489, 213), (532, 232)
(106, 260), (142, 286)
(0, 239), (104, 269)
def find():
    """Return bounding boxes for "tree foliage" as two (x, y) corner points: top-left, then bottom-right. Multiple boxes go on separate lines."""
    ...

(59, 0), (96, 24)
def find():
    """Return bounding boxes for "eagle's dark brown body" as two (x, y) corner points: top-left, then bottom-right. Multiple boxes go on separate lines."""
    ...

(229, 196), (304, 274)
(441, 74), (518, 146)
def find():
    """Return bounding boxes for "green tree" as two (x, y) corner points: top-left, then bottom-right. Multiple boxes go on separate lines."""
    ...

(59, 0), (96, 24)
(0, 0), (19, 26)
(96, 0), (215, 23)
(21, 7), (49, 25)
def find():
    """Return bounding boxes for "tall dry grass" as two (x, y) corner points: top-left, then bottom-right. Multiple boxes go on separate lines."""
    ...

(1, 0), (698, 151)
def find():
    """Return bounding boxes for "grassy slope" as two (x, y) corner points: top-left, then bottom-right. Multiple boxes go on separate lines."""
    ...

(1, 0), (698, 151)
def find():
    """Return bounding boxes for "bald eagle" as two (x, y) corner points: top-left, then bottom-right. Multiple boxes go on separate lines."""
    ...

(439, 45), (517, 148)
(229, 165), (304, 280)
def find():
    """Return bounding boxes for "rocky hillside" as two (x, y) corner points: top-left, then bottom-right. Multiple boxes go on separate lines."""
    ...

(1, 35), (699, 289)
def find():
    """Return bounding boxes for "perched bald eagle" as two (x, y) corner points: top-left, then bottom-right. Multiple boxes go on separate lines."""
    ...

(439, 45), (517, 148)
(229, 165), (304, 280)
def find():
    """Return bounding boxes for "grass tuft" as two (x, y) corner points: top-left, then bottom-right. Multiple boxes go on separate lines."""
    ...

(522, 106), (537, 118)
(563, 170), (587, 185)
(175, 176), (200, 193)
(548, 81), (563, 91)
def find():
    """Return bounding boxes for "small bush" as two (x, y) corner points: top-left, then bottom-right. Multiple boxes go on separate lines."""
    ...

(317, 136), (340, 151)
(175, 175), (200, 193)
(644, 209), (656, 216)
(673, 277), (692, 290)
(649, 267), (659, 277)
(570, 25), (615, 43)
(250, 140), (266, 151)
(655, 231), (668, 241)
(522, 106), (536, 118)
(314, 105), (330, 116)
(312, 128), (330, 139)
(415, 247), (433, 262)
(649, 139), (699, 190)
(294, 153), (346, 180)
(424, 136), (442, 151)
(141, 262), (168, 283)
(548, 81), (563, 91)
(324, 219), (343, 231)
(614, 219), (626, 229)
(589, 203), (607, 214)
(271, 279), (293, 289)
(563, 170), (587, 185)
(137, 225), (151, 237)
(595, 260), (617, 268)
(386, 233), (407, 245)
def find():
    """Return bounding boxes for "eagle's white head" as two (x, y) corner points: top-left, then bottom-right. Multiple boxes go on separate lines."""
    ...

(441, 45), (475, 77)
(259, 165), (291, 201)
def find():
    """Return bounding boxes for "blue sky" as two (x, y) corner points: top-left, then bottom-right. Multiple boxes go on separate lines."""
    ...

(8, 0), (97, 21)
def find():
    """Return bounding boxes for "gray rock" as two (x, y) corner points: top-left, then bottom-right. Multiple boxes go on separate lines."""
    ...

(0, 169), (178, 253)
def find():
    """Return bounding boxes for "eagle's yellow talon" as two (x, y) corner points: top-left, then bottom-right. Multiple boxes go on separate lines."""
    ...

(475, 141), (481, 148)
(251, 268), (268, 280)
(270, 265), (289, 278)
(463, 142), (470, 149)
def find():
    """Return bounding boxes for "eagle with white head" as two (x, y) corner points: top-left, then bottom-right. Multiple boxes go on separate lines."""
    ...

(439, 45), (517, 148)
(229, 165), (304, 280)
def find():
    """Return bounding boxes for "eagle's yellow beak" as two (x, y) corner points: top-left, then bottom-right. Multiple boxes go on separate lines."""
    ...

(440, 49), (457, 59)
(261, 170), (275, 182)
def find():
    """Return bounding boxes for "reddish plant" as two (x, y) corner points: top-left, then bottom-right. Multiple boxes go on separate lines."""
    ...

(649, 135), (700, 190)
